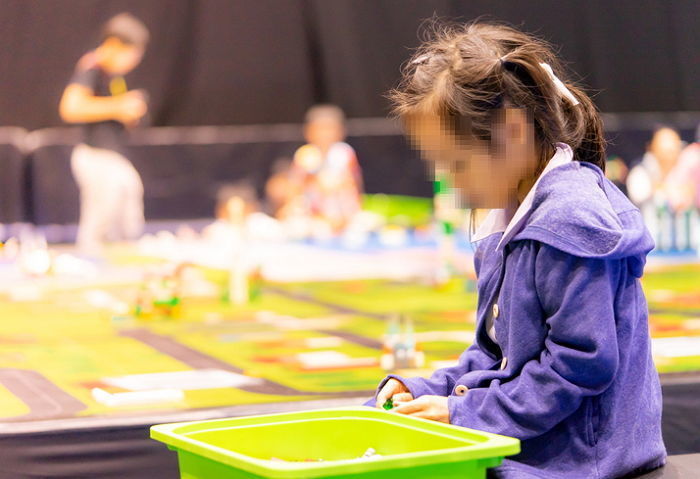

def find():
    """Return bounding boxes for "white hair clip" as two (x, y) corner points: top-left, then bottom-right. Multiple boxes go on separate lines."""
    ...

(539, 62), (580, 106)
(411, 54), (431, 66)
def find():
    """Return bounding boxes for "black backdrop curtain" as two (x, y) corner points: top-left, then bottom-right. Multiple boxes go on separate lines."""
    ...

(1, 0), (699, 130)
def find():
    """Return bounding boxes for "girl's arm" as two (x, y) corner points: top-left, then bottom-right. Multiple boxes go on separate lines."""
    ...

(375, 341), (497, 400)
(447, 243), (620, 440)
(369, 242), (494, 402)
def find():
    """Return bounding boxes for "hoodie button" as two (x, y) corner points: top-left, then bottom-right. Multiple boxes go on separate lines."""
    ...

(500, 357), (508, 370)
(492, 303), (499, 318)
(455, 385), (469, 396)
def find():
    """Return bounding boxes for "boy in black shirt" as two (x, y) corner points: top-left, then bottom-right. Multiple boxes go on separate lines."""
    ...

(59, 13), (149, 254)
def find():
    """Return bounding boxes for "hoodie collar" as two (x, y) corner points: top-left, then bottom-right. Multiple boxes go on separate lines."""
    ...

(472, 143), (574, 249)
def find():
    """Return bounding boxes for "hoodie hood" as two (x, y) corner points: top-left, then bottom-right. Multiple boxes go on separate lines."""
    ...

(510, 160), (654, 277)
(472, 143), (655, 277)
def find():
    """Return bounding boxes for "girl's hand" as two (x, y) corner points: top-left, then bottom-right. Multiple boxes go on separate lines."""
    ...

(375, 378), (412, 408)
(393, 395), (450, 423)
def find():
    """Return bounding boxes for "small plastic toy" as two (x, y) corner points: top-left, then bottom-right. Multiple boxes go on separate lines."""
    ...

(380, 314), (425, 371)
(134, 264), (193, 319)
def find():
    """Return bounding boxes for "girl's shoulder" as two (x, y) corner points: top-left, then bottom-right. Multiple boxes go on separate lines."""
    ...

(513, 162), (653, 260)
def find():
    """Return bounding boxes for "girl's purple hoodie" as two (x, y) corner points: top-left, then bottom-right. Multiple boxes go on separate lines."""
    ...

(368, 144), (666, 478)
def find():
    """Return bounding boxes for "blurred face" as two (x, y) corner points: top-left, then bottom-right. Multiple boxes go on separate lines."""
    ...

(266, 176), (289, 204)
(101, 37), (144, 74)
(405, 109), (538, 209)
(218, 196), (250, 223)
(304, 118), (345, 151)
(649, 128), (682, 172)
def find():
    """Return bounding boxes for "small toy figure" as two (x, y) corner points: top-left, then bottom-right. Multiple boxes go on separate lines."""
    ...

(380, 314), (425, 371)
(134, 264), (192, 319)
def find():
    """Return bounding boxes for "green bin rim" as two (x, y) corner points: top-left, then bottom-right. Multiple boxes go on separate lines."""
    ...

(151, 407), (520, 479)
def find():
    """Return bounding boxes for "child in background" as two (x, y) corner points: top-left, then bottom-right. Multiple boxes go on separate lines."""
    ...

(203, 183), (282, 245)
(627, 127), (683, 207)
(287, 105), (363, 237)
(368, 22), (665, 478)
(663, 126), (700, 251)
(60, 13), (149, 254)
(264, 158), (294, 218)
(673, 123), (700, 211)
(626, 127), (686, 250)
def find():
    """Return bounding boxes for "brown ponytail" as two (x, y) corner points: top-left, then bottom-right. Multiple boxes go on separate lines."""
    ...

(390, 21), (606, 171)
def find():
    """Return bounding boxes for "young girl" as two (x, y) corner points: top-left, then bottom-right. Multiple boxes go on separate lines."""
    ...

(369, 22), (666, 478)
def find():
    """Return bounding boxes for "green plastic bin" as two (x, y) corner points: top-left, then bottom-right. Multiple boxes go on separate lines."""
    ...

(151, 407), (520, 479)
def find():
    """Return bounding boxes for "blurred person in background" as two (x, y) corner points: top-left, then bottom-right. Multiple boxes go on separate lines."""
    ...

(626, 127), (689, 250)
(264, 158), (294, 218)
(627, 127), (683, 207)
(59, 13), (149, 254)
(203, 183), (283, 245)
(669, 123), (700, 212)
(284, 105), (363, 238)
(663, 124), (700, 251)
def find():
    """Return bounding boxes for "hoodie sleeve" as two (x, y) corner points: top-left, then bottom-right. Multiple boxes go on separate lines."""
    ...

(374, 342), (496, 400)
(447, 242), (620, 440)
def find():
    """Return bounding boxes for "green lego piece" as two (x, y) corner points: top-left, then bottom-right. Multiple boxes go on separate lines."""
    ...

(382, 398), (394, 410)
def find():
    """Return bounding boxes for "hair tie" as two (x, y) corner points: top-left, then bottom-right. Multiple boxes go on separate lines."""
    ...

(539, 62), (580, 105)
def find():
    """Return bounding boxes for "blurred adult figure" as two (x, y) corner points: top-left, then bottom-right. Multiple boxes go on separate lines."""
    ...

(59, 13), (149, 254)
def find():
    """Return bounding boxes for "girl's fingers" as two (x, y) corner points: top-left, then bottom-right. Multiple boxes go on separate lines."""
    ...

(375, 385), (391, 405)
(391, 392), (413, 403)
(392, 398), (426, 415)
(399, 396), (450, 423)
(375, 381), (399, 408)
(406, 410), (432, 421)
(375, 393), (388, 409)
